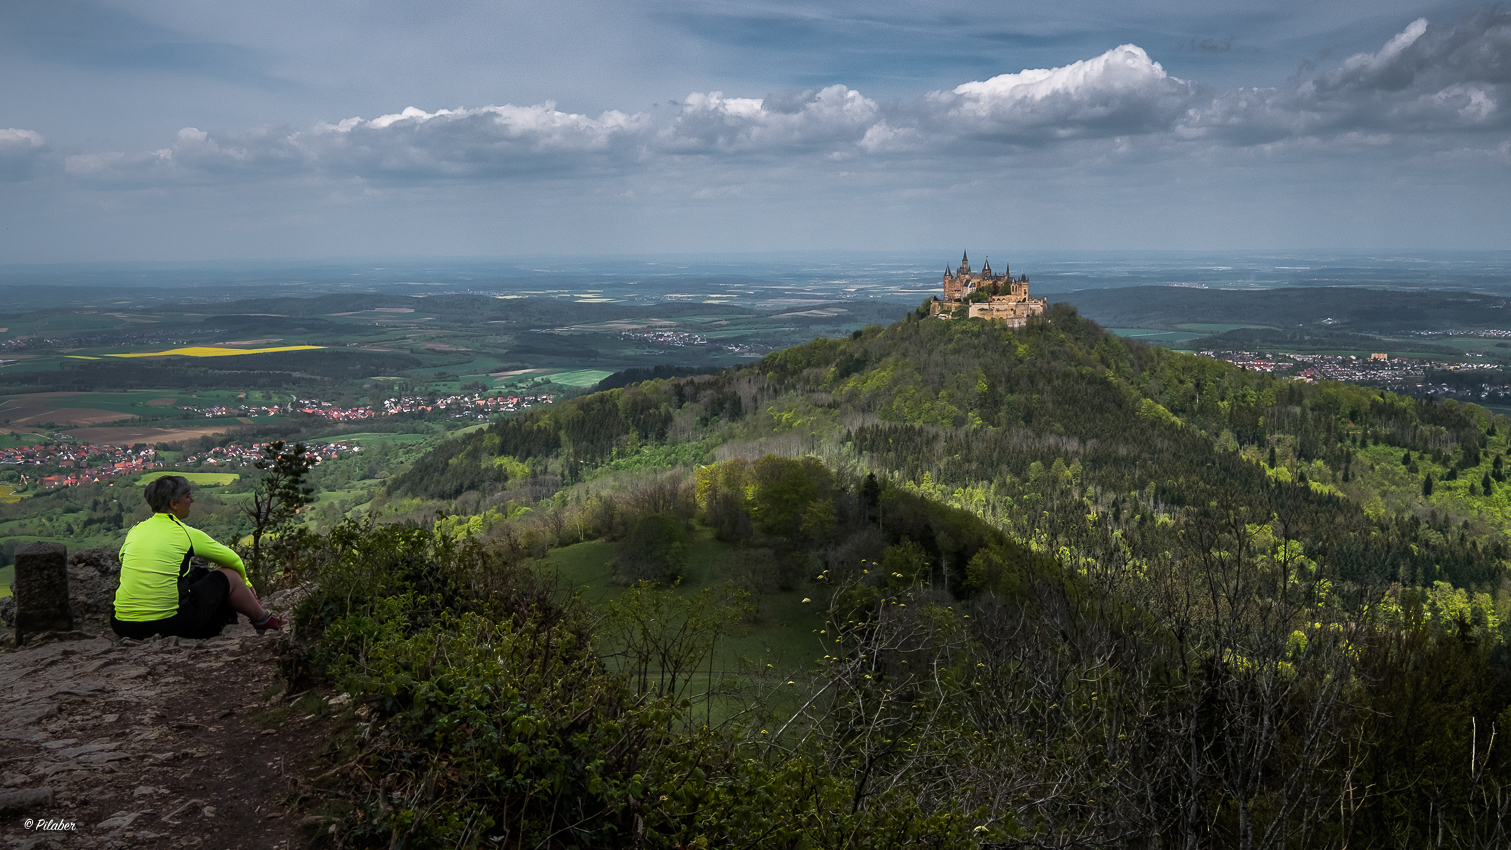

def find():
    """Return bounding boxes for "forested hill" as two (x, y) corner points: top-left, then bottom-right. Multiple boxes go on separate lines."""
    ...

(335, 303), (1511, 847)
(394, 301), (1509, 594)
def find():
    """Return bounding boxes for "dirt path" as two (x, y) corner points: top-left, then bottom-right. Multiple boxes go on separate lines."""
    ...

(0, 623), (330, 850)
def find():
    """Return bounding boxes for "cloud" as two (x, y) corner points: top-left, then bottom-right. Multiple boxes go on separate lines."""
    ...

(0, 128), (47, 181)
(66, 105), (653, 183)
(1183, 10), (1511, 145)
(309, 105), (651, 177)
(50, 9), (1511, 188)
(661, 85), (879, 154)
(923, 44), (1200, 144)
(62, 87), (883, 183)
(65, 126), (307, 185)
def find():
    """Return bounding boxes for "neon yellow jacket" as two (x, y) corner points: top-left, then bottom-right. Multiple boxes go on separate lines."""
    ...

(114, 513), (250, 621)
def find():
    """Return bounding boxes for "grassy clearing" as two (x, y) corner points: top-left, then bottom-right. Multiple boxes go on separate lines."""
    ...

(138, 470), (239, 486)
(541, 526), (825, 680)
(0, 564), (12, 598)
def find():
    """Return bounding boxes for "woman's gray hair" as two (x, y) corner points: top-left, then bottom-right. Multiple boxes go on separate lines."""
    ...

(144, 475), (192, 512)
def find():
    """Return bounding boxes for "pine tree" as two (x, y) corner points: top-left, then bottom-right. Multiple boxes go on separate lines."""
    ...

(861, 472), (881, 525)
(1422, 474), (1434, 497)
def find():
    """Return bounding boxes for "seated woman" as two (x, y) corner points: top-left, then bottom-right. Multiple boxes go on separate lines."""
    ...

(112, 475), (284, 640)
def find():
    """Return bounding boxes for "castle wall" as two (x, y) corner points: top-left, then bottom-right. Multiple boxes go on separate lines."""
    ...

(966, 298), (1047, 327)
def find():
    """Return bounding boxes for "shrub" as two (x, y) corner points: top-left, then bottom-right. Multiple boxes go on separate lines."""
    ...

(614, 513), (689, 584)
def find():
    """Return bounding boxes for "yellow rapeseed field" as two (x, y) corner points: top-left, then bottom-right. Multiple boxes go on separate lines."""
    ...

(108, 345), (324, 358)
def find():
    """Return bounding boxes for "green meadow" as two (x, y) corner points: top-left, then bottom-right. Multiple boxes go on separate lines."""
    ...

(0, 432), (52, 448)
(542, 526), (825, 681)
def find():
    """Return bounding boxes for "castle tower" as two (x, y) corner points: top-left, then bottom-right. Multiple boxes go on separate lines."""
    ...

(943, 265), (963, 301)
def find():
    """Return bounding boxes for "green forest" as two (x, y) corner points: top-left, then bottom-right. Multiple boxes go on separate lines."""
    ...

(120, 304), (1511, 846)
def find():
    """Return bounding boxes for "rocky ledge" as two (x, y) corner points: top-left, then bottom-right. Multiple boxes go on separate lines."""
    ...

(1, 584), (323, 850)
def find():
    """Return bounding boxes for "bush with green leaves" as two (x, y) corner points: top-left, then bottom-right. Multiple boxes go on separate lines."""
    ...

(614, 512), (689, 584)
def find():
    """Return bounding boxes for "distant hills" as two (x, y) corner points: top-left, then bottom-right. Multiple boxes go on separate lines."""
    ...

(1065, 285), (1511, 333)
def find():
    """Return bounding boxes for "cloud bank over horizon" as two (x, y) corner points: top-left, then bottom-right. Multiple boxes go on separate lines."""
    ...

(2, 3), (1508, 259)
(28, 12), (1511, 187)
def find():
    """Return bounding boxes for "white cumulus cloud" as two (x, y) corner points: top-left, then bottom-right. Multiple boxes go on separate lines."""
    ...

(50, 9), (1511, 188)
(662, 85), (880, 154)
(925, 44), (1199, 143)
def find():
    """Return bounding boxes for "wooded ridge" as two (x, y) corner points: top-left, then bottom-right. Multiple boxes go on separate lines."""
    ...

(277, 303), (1511, 848)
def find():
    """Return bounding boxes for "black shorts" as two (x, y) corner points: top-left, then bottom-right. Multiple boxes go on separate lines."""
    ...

(111, 570), (236, 640)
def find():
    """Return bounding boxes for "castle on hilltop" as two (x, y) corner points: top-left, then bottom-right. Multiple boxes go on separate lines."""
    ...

(927, 251), (1046, 327)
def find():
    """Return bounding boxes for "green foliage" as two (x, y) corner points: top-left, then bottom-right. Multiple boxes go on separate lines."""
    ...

(369, 304), (1511, 847)
(242, 439), (317, 588)
(749, 455), (836, 544)
(283, 519), (986, 849)
(615, 513), (690, 584)
(1136, 397), (1180, 427)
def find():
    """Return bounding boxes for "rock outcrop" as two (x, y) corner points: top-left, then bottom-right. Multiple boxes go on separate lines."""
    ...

(0, 591), (316, 849)
(3, 547), (124, 647)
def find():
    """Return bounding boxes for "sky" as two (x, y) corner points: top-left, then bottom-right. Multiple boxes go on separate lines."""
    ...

(2, 0), (1509, 262)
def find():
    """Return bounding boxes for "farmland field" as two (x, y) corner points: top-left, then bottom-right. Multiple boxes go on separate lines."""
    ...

(64, 424), (243, 443)
(138, 471), (239, 486)
(1106, 328), (1203, 342)
(0, 391), (153, 426)
(1175, 322), (1281, 332)
(0, 390), (251, 430)
(545, 369), (616, 387)
(109, 345), (325, 358)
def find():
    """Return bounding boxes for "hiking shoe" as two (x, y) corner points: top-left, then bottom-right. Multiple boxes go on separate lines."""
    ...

(251, 614), (286, 635)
